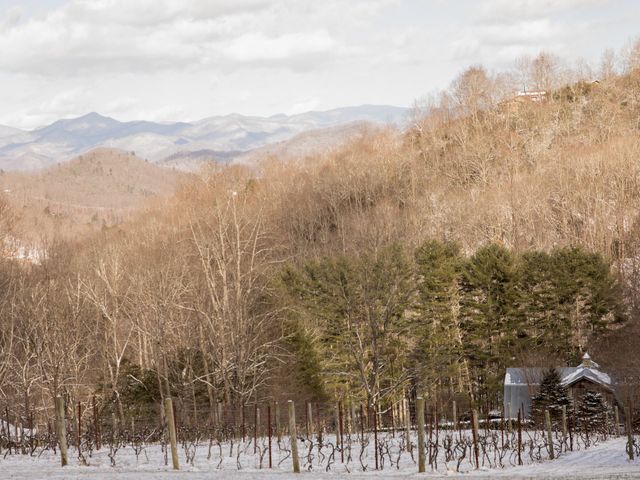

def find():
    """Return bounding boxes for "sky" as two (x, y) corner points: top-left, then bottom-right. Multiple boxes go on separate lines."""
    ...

(0, 0), (638, 129)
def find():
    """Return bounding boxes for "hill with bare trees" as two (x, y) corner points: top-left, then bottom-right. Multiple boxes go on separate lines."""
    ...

(1, 46), (640, 433)
(0, 148), (189, 241)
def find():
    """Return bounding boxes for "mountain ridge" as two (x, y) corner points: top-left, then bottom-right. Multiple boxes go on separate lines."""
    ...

(0, 105), (408, 171)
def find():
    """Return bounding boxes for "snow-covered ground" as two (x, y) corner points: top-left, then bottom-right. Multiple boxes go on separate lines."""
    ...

(2, 436), (638, 479)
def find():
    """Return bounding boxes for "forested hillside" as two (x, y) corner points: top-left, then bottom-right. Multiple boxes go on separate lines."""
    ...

(1, 49), (640, 424)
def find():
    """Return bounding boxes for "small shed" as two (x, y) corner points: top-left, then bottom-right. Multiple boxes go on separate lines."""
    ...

(503, 353), (614, 419)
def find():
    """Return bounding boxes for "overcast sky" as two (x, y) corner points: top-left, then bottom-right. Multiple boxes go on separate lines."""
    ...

(0, 0), (637, 129)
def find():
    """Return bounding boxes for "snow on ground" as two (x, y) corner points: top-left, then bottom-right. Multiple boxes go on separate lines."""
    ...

(2, 437), (638, 479)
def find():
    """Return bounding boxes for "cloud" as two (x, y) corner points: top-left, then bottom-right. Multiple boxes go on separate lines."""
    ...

(0, 0), (345, 76)
(221, 30), (336, 63)
(479, 0), (613, 22)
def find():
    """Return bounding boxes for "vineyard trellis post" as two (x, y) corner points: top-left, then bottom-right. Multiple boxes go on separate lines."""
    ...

(561, 405), (567, 452)
(517, 408), (522, 465)
(267, 403), (273, 468)
(472, 409), (479, 469)
(275, 401), (281, 442)
(416, 396), (425, 473)
(55, 396), (69, 467)
(372, 403), (379, 470)
(404, 398), (411, 450)
(626, 407), (634, 461)
(545, 409), (554, 460)
(288, 400), (300, 473)
(76, 401), (82, 455)
(338, 401), (344, 463)
(92, 396), (100, 450)
(164, 397), (179, 470)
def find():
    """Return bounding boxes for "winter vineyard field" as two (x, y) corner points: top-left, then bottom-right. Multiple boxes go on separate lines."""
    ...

(1, 406), (638, 479)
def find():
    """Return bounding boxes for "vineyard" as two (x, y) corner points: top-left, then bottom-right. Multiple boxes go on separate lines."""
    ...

(0, 397), (637, 476)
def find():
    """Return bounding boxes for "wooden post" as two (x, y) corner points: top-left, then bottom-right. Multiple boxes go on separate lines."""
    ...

(5, 406), (11, 450)
(267, 404), (273, 468)
(626, 407), (635, 461)
(164, 398), (179, 470)
(472, 409), (480, 469)
(404, 398), (411, 449)
(452, 400), (458, 434)
(217, 401), (223, 429)
(306, 401), (312, 439)
(288, 401), (300, 474)
(545, 410), (555, 460)
(55, 396), (69, 467)
(614, 406), (620, 436)
(338, 402), (344, 463)
(275, 401), (281, 442)
(241, 403), (246, 442)
(76, 401), (82, 452)
(517, 408), (522, 466)
(359, 404), (365, 441)
(561, 405), (567, 453)
(92, 396), (100, 450)
(372, 404), (379, 470)
(416, 397), (426, 473)
(254, 404), (259, 455)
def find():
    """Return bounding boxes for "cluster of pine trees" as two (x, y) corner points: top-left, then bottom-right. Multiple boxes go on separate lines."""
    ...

(531, 368), (611, 429)
(280, 241), (622, 407)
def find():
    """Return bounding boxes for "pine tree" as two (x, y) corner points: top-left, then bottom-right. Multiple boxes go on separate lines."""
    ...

(530, 368), (572, 425)
(577, 391), (610, 430)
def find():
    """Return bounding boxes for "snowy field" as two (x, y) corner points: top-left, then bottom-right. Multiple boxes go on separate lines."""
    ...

(2, 436), (638, 479)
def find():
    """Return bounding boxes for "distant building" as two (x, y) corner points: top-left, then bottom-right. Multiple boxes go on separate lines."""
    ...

(503, 353), (616, 418)
(516, 89), (548, 102)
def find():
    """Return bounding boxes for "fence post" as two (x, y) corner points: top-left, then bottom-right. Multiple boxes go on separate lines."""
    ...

(404, 398), (411, 450)
(338, 402), (344, 463)
(517, 408), (523, 465)
(306, 401), (312, 439)
(55, 396), (69, 467)
(416, 397), (426, 473)
(92, 396), (100, 450)
(5, 406), (11, 453)
(626, 407), (635, 461)
(164, 398), (179, 470)
(267, 404), (273, 468)
(452, 400), (458, 433)
(254, 404), (259, 455)
(77, 401), (82, 454)
(472, 409), (480, 469)
(545, 409), (555, 460)
(372, 403), (379, 470)
(359, 404), (365, 441)
(241, 403), (246, 442)
(275, 401), (281, 442)
(288, 400), (300, 473)
(560, 405), (567, 453)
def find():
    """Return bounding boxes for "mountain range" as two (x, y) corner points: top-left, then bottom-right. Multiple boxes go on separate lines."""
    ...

(0, 105), (408, 171)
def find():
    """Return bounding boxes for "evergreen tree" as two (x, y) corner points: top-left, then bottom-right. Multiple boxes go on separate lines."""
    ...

(281, 244), (414, 404)
(413, 240), (466, 396)
(459, 244), (517, 397)
(577, 391), (610, 430)
(530, 368), (572, 425)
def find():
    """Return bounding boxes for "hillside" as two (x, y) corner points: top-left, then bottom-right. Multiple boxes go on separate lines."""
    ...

(0, 148), (188, 240)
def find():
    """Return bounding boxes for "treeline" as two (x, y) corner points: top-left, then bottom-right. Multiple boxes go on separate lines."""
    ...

(280, 242), (621, 408)
(1, 42), (640, 424)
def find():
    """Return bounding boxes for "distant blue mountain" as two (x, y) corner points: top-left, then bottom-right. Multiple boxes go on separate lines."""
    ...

(0, 105), (409, 171)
